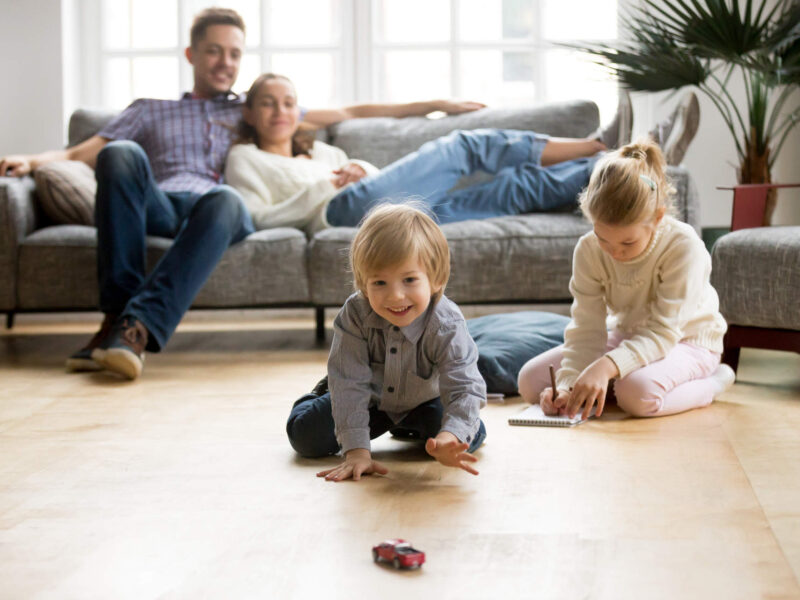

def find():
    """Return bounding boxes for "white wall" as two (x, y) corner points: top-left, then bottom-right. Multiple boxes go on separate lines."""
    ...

(771, 90), (800, 225)
(1, 0), (798, 226)
(0, 0), (66, 155)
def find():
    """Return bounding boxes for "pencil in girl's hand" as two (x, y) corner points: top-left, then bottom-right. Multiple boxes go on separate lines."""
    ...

(549, 364), (557, 395)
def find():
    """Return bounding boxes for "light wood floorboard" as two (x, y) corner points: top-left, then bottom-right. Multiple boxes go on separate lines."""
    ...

(1, 310), (799, 599)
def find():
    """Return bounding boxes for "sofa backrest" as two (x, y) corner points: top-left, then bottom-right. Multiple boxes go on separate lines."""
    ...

(67, 99), (600, 166)
(68, 109), (118, 148)
(327, 100), (599, 168)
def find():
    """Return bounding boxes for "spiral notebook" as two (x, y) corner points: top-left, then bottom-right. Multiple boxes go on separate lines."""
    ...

(508, 404), (588, 427)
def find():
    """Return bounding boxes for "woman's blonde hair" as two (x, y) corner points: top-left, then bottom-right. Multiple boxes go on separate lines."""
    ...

(579, 138), (675, 225)
(350, 202), (450, 304)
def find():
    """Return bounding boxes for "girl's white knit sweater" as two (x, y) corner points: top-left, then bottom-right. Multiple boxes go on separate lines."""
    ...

(557, 216), (727, 390)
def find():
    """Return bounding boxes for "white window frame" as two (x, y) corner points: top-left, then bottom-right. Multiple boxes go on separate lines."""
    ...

(77, 0), (358, 108)
(364, 0), (548, 104)
(75, 0), (619, 111)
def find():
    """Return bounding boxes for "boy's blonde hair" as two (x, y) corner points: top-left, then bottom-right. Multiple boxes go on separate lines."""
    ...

(579, 139), (675, 225)
(350, 202), (450, 303)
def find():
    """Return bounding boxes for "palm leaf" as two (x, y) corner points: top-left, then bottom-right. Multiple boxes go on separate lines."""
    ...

(579, 43), (710, 91)
(565, 0), (800, 178)
(748, 73), (770, 154)
(765, 0), (800, 84)
(743, 1), (800, 84)
(564, 10), (711, 91)
(641, 0), (777, 60)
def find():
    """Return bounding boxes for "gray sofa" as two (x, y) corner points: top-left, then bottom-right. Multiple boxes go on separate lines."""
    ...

(0, 100), (700, 338)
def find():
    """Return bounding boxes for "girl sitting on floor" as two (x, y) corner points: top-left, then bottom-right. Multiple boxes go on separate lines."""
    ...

(517, 140), (734, 420)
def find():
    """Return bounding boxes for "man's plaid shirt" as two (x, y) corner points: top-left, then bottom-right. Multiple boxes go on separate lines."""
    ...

(97, 92), (244, 195)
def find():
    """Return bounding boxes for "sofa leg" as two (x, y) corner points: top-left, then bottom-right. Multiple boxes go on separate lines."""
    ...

(722, 346), (740, 373)
(315, 307), (325, 342)
(5, 311), (14, 330)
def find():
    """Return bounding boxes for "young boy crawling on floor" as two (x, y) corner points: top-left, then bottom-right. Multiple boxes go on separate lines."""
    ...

(286, 202), (487, 481)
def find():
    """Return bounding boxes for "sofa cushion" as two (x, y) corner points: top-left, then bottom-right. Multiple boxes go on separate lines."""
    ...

(17, 226), (311, 309)
(711, 226), (800, 331)
(467, 310), (569, 394)
(33, 161), (96, 225)
(309, 212), (592, 307)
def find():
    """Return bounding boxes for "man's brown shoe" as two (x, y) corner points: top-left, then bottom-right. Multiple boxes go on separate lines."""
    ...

(65, 313), (118, 372)
(91, 316), (148, 380)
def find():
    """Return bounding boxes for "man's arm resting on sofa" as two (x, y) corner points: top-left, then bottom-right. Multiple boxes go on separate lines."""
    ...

(302, 100), (486, 129)
(0, 135), (109, 177)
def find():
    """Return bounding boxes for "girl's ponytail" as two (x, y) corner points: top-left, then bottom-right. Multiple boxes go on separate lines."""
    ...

(580, 138), (675, 225)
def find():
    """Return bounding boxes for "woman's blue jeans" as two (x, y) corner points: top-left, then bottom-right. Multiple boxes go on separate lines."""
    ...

(326, 128), (598, 226)
(94, 141), (254, 351)
(286, 391), (487, 458)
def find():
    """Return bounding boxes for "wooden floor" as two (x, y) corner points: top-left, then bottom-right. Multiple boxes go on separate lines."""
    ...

(1, 310), (799, 600)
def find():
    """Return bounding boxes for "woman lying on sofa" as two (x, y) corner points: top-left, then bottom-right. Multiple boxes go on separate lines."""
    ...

(224, 72), (628, 234)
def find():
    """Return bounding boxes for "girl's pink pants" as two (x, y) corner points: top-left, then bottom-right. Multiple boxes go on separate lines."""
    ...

(517, 331), (722, 417)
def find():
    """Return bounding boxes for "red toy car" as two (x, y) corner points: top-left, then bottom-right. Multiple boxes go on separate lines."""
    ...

(372, 539), (426, 569)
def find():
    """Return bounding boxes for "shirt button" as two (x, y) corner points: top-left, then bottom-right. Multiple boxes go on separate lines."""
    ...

(390, 347), (397, 354)
(466, 435), (471, 442)
(387, 386), (395, 393)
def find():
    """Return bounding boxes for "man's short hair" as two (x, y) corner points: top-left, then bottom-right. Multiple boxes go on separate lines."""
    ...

(190, 7), (245, 48)
(350, 202), (450, 304)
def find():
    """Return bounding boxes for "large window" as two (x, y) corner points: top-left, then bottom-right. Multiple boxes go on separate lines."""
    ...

(83, 0), (618, 120)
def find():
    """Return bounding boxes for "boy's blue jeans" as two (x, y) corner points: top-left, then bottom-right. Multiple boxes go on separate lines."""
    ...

(326, 128), (598, 226)
(286, 390), (487, 458)
(94, 141), (254, 351)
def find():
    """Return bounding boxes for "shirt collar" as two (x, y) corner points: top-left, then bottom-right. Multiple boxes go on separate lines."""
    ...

(364, 303), (433, 344)
(182, 91), (243, 103)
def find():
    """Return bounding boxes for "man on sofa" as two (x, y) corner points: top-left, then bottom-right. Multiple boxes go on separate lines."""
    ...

(0, 7), (483, 381)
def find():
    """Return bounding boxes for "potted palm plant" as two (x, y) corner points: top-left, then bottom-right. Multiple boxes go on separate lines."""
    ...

(569, 0), (800, 224)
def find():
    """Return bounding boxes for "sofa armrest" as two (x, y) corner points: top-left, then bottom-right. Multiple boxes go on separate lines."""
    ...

(666, 166), (700, 234)
(0, 176), (37, 310)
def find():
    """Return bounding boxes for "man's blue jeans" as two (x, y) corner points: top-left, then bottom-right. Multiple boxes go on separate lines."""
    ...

(286, 390), (487, 458)
(94, 141), (254, 351)
(326, 128), (599, 226)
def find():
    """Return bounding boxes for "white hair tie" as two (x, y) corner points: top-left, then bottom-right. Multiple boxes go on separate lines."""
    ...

(639, 174), (656, 190)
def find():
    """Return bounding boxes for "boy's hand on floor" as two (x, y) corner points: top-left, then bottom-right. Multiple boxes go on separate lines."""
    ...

(425, 432), (479, 476)
(316, 448), (388, 482)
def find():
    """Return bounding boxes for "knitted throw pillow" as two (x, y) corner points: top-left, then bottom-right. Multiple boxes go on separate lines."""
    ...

(34, 160), (96, 225)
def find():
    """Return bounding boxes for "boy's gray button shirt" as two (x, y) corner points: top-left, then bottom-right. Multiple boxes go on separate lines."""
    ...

(328, 293), (486, 454)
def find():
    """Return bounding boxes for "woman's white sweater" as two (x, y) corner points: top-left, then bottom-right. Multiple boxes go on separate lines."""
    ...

(557, 216), (727, 390)
(224, 141), (378, 233)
